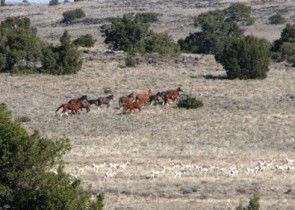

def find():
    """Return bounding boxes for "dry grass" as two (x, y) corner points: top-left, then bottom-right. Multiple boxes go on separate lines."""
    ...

(1, 0), (295, 209)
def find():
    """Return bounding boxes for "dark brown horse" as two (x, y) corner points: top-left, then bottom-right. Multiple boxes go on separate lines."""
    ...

(119, 92), (135, 107)
(122, 99), (145, 114)
(97, 95), (114, 109)
(148, 92), (163, 105)
(163, 87), (183, 105)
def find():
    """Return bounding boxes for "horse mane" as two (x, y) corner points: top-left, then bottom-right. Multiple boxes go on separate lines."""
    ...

(79, 95), (88, 100)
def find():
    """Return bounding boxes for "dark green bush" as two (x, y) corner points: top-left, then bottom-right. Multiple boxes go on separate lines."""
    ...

(1, 0), (5, 6)
(236, 194), (260, 210)
(224, 3), (255, 26)
(179, 6), (245, 54)
(140, 32), (181, 56)
(101, 13), (151, 53)
(271, 24), (295, 66)
(272, 24), (295, 52)
(49, 0), (59, 6)
(177, 96), (203, 109)
(41, 30), (82, 75)
(125, 54), (136, 67)
(73, 34), (96, 47)
(215, 35), (270, 80)
(279, 42), (295, 64)
(135, 12), (159, 23)
(101, 13), (180, 56)
(0, 17), (43, 74)
(0, 104), (104, 209)
(62, 8), (85, 23)
(269, 14), (286, 25)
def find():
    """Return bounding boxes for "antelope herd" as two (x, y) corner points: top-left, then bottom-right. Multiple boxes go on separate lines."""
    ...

(55, 87), (184, 118)
(48, 158), (295, 182)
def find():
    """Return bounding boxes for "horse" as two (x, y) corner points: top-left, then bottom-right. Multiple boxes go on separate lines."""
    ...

(68, 95), (91, 113)
(68, 95), (88, 103)
(122, 99), (145, 114)
(163, 87), (183, 105)
(56, 100), (83, 118)
(88, 99), (99, 107)
(119, 92), (135, 107)
(148, 92), (163, 105)
(135, 89), (152, 105)
(97, 95), (114, 109)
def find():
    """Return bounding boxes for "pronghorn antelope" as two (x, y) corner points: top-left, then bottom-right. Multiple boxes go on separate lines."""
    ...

(151, 170), (161, 179)
(92, 162), (107, 171)
(109, 163), (120, 171)
(119, 161), (129, 170)
(105, 172), (116, 179)
(75, 165), (86, 174)
(246, 167), (258, 175)
(286, 158), (295, 165)
(174, 171), (183, 178)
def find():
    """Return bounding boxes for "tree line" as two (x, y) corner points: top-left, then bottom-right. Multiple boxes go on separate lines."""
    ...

(1, 3), (294, 79)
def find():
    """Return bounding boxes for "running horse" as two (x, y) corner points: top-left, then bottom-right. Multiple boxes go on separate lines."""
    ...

(122, 99), (145, 114)
(94, 95), (114, 109)
(68, 95), (90, 113)
(163, 87), (183, 105)
(56, 95), (90, 118)
(119, 92), (135, 107)
(135, 89), (152, 105)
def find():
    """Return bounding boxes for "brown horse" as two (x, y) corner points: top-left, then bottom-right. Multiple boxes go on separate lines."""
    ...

(135, 89), (152, 105)
(119, 92), (135, 107)
(122, 99), (145, 114)
(68, 95), (88, 103)
(163, 87), (183, 105)
(56, 100), (83, 118)
(97, 95), (114, 109)
(68, 95), (90, 113)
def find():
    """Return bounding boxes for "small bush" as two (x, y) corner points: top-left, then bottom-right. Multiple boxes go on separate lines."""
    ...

(224, 3), (254, 26)
(177, 96), (203, 109)
(101, 13), (150, 53)
(15, 116), (31, 123)
(49, 0), (59, 6)
(62, 8), (85, 23)
(269, 14), (286, 25)
(141, 32), (181, 56)
(272, 24), (295, 52)
(125, 55), (136, 67)
(280, 42), (295, 64)
(135, 12), (159, 23)
(73, 34), (96, 47)
(236, 194), (260, 210)
(215, 35), (270, 80)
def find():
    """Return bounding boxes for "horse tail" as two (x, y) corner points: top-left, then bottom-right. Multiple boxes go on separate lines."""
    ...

(56, 104), (64, 113)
